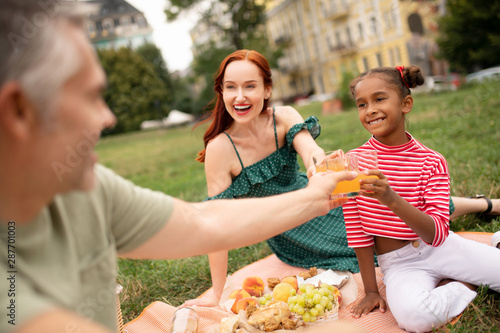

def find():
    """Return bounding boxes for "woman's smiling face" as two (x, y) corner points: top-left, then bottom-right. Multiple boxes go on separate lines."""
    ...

(222, 60), (271, 123)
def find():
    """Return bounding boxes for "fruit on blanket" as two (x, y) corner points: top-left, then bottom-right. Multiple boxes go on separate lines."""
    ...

(297, 283), (315, 295)
(229, 289), (251, 313)
(331, 285), (342, 306)
(288, 283), (340, 322)
(235, 297), (259, 314)
(258, 293), (273, 306)
(242, 276), (265, 297)
(280, 276), (298, 291)
(272, 282), (295, 302)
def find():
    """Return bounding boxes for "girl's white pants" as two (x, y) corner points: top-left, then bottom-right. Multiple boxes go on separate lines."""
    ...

(377, 232), (500, 332)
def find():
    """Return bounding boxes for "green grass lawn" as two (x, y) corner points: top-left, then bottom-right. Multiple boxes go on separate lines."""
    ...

(97, 81), (500, 331)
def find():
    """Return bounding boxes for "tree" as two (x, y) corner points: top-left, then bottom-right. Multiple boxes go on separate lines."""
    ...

(136, 43), (174, 106)
(97, 47), (170, 134)
(165, 0), (268, 50)
(190, 43), (235, 114)
(437, 0), (500, 73)
(164, 0), (282, 114)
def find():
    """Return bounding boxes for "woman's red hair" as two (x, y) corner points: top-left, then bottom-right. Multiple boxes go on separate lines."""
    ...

(194, 49), (273, 162)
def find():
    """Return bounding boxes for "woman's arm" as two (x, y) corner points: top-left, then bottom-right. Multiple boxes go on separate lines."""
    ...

(182, 135), (234, 307)
(351, 247), (386, 318)
(275, 106), (324, 171)
(182, 251), (228, 307)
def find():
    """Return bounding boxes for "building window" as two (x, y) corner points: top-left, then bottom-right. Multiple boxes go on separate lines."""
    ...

(327, 35), (334, 51)
(335, 31), (342, 48)
(346, 26), (353, 46)
(389, 48), (395, 66)
(120, 16), (130, 26)
(376, 53), (382, 67)
(102, 19), (114, 33)
(330, 66), (338, 84)
(384, 12), (391, 31)
(395, 46), (402, 63)
(87, 22), (96, 34)
(358, 22), (364, 41)
(370, 17), (378, 37)
(136, 15), (147, 28)
(363, 57), (369, 71)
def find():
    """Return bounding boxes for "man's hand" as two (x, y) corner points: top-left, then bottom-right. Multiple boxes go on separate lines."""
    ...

(307, 170), (358, 214)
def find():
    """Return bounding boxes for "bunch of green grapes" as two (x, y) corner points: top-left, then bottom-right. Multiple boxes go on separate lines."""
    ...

(257, 292), (273, 306)
(287, 283), (338, 323)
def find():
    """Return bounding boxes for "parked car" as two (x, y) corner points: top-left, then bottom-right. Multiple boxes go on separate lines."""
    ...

(466, 66), (500, 83)
(412, 73), (461, 93)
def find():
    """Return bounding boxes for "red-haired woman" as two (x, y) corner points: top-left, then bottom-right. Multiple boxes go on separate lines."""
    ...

(182, 50), (499, 308)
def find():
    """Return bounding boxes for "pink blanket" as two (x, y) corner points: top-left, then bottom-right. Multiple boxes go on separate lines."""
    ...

(123, 232), (493, 333)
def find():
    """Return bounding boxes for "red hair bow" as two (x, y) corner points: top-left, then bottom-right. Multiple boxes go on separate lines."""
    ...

(396, 66), (410, 89)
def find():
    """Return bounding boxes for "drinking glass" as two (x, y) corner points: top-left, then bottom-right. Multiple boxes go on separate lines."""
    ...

(312, 150), (378, 199)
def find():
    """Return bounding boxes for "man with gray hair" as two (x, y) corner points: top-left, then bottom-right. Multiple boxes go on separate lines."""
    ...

(0, 1), (355, 332)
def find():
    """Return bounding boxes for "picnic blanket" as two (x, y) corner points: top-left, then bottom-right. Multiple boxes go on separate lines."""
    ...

(123, 232), (493, 333)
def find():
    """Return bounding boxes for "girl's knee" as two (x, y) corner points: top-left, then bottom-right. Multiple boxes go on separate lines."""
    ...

(391, 296), (448, 332)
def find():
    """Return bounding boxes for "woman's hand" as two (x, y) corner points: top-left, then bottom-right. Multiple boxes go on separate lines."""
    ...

(180, 289), (220, 308)
(358, 170), (398, 207)
(350, 292), (386, 318)
(306, 165), (316, 179)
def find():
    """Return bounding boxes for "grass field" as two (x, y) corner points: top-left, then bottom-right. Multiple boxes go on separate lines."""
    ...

(97, 81), (500, 331)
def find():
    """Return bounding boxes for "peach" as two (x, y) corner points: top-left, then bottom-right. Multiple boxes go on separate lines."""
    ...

(280, 276), (298, 291)
(235, 297), (259, 313)
(229, 289), (251, 313)
(272, 282), (295, 302)
(332, 286), (342, 306)
(242, 276), (265, 297)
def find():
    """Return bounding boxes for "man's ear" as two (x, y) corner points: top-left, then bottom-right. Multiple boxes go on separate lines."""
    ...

(0, 82), (38, 140)
(402, 95), (413, 114)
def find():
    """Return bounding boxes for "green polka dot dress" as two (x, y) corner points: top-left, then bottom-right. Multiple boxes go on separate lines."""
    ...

(206, 112), (360, 273)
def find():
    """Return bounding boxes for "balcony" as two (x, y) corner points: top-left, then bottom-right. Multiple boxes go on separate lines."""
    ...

(326, 6), (350, 21)
(277, 58), (300, 75)
(274, 34), (292, 46)
(331, 43), (357, 57)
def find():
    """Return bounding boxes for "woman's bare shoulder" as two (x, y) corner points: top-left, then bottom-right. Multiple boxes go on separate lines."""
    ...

(206, 133), (234, 158)
(273, 106), (305, 129)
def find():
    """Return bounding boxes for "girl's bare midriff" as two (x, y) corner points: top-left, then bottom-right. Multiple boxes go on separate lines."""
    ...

(374, 236), (413, 255)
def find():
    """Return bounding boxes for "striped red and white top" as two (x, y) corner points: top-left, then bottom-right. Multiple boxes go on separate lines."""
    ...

(343, 133), (450, 248)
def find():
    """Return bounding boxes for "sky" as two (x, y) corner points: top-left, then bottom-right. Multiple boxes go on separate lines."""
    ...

(126, 0), (198, 72)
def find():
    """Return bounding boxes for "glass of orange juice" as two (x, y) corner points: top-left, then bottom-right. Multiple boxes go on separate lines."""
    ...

(346, 151), (378, 197)
(313, 150), (378, 199)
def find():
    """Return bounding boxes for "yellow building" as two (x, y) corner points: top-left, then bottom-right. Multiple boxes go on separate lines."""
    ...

(266, 0), (446, 104)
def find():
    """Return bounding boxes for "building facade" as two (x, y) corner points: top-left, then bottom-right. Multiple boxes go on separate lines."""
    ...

(77, 0), (153, 50)
(266, 0), (447, 103)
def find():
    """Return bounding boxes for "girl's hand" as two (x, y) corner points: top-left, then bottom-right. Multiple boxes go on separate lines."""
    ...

(358, 170), (398, 207)
(350, 292), (386, 318)
(180, 289), (220, 308)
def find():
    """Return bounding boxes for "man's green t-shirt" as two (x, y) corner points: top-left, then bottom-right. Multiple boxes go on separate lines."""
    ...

(0, 164), (173, 332)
